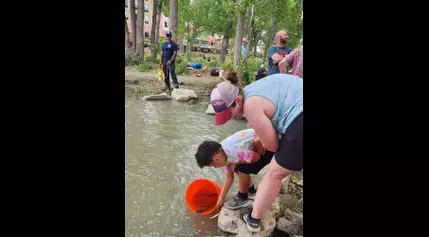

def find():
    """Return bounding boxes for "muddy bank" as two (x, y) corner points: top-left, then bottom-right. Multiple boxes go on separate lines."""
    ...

(125, 66), (221, 97)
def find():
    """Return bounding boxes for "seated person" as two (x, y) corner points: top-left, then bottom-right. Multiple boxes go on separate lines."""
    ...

(256, 65), (268, 80)
(195, 129), (274, 210)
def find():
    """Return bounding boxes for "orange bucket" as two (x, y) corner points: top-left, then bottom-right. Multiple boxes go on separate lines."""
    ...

(185, 178), (222, 215)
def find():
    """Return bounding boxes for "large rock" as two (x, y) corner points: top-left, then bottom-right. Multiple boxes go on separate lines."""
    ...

(142, 93), (171, 100)
(205, 104), (215, 115)
(283, 209), (303, 224)
(187, 99), (196, 105)
(279, 176), (291, 194)
(276, 218), (298, 235)
(218, 197), (280, 237)
(278, 193), (300, 213)
(276, 209), (303, 235)
(171, 88), (198, 101)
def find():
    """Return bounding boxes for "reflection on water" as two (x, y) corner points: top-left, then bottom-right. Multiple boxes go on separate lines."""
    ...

(126, 96), (247, 236)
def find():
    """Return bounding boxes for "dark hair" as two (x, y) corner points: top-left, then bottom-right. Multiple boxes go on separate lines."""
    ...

(195, 140), (222, 168)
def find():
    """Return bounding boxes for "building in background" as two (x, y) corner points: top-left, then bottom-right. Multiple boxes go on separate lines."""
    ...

(125, 0), (169, 40)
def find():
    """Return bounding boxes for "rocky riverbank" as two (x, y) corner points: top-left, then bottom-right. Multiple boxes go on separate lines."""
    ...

(125, 66), (221, 97)
(217, 169), (303, 237)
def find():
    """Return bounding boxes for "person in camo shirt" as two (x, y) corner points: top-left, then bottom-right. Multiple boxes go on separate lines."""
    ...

(267, 30), (292, 75)
(195, 129), (274, 210)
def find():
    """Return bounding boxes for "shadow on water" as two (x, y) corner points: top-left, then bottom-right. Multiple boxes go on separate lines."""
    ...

(126, 96), (247, 236)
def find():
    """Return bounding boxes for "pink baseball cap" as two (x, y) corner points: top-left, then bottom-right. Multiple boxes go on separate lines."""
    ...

(210, 82), (240, 125)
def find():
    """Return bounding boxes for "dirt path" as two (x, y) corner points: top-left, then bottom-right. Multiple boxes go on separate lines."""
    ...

(125, 66), (221, 96)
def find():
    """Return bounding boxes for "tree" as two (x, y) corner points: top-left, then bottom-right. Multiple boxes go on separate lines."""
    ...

(169, 0), (178, 42)
(125, 18), (132, 51)
(129, 0), (137, 52)
(233, 0), (249, 67)
(154, 0), (164, 51)
(136, 0), (145, 55)
(150, 0), (158, 61)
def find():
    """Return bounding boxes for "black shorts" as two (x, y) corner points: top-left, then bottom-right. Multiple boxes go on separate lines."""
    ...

(234, 150), (275, 174)
(275, 113), (303, 171)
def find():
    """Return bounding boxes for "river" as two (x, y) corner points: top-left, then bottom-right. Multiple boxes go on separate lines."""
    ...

(125, 95), (248, 237)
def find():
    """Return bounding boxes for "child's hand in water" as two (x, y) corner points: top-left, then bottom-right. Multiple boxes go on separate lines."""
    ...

(216, 196), (226, 210)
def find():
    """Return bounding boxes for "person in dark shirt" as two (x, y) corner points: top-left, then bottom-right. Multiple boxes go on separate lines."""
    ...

(267, 30), (292, 75)
(159, 31), (179, 90)
(256, 64), (268, 81)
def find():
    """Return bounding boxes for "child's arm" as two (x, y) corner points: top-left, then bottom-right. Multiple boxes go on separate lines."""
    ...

(216, 170), (234, 209)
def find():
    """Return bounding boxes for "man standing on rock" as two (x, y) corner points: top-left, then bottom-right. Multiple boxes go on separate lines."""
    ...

(160, 31), (179, 91)
(267, 30), (292, 75)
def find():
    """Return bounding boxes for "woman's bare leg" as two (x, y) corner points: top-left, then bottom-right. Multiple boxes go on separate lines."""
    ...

(251, 157), (293, 219)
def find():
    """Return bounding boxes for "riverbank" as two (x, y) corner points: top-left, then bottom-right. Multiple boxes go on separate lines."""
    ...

(217, 170), (303, 237)
(125, 66), (221, 97)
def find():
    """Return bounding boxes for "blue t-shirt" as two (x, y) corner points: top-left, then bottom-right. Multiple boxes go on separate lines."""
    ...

(267, 45), (292, 75)
(244, 73), (303, 134)
(241, 45), (247, 57)
(161, 41), (178, 64)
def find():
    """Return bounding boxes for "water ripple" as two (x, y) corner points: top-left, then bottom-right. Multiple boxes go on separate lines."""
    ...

(126, 96), (246, 236)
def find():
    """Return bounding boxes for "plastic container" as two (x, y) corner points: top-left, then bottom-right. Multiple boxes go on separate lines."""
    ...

(185, 178), (221, 215)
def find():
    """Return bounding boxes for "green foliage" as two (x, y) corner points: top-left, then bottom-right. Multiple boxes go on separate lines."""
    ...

(246, 57), (261, 74)
(175, 60), (189, 75)
(172, 55), (188, 75)
(193, 57), (206, 64)
(125, 53), (144, 66)
(279, 0), (303, 48)
(221, 57), (234, 71)
(239, 57), (261, 86)
(208, 59), (219, 68)
(128, 0), (302, 72)
(137, 63), (156, 72)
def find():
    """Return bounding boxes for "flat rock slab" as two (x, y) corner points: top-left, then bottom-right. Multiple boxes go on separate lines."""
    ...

(171, 88), (198, 102)
(142, 93), (171, 100)
(206, 104), (215, 115)
(218, 197), (280, 237)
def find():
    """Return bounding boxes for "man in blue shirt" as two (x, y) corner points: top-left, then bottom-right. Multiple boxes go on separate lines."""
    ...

(159, 31), (179, 90)
(267, 30), (292, 75)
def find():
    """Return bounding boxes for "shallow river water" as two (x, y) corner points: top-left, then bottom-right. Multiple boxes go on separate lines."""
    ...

(125, 95), (248, 237)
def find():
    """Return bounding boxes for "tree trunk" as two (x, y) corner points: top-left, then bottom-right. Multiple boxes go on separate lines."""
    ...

(125, 18), (132, 50)
(245, 5), (255, 61)
(155, 2), (162, 48)
(136, 0), (145, 55)
(150, 0), (158, 62)
(233, 10), (246, 67)
(169, 0), (178, 42)
(178, 37), (184, 54)
(263, 46), (268, 63)
(129, 0), (137, 52)
(185, 23), (191, 54)
(220, 8), (234, 64)
(220, 36), (229, 64)
(253, 36), (258, 56)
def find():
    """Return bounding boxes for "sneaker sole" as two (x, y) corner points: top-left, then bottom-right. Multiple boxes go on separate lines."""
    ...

(248, 195), (255, 200)
(247, 225), (261, 233)
(223, 201), (251, 210)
